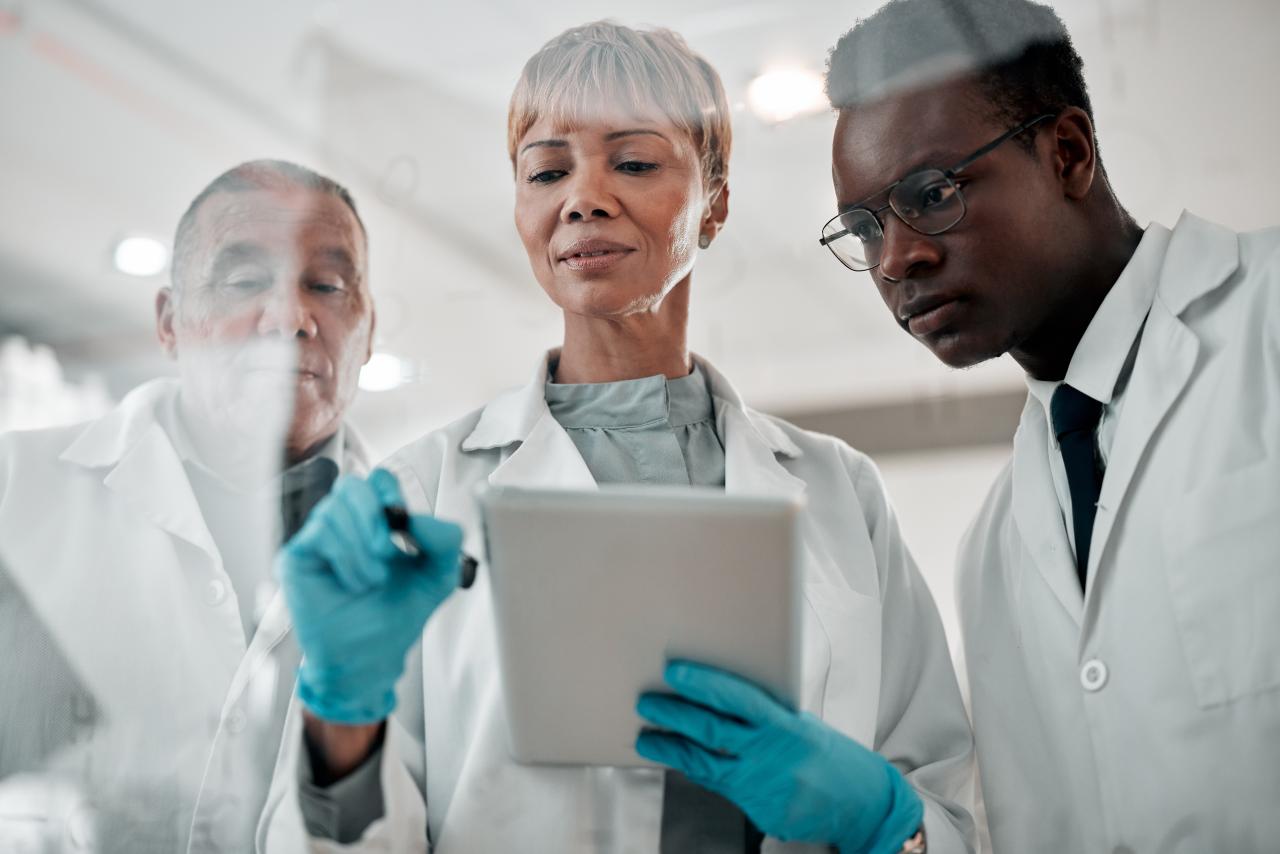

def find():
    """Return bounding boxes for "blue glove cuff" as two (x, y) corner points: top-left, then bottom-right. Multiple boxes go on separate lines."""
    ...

(297, 679), (396, 726)
(849, 761), (925, 854)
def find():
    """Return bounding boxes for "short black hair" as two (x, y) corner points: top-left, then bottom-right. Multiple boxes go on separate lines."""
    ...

(171, 159), (365, 290)
(825, 0), (1094, 154)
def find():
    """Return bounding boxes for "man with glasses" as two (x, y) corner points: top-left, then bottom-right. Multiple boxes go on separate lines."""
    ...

(822, 0), (1279, 851)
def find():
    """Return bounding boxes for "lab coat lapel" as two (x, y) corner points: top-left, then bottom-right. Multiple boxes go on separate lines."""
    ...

(719, 406), (806, 502)
(473, 380), (597, 560)
(1084, 213), (1237, 599)
(1011, 395), (1085, 624)
(486, 411), (597, 491)
(224, 425), (373, 707)
(98, 424), (220, 565)
(698, 354), (806, 502)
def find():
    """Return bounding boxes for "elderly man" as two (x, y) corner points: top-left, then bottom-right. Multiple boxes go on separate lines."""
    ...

(821, 1), (1280, 850)
(0, 159), (376, 853)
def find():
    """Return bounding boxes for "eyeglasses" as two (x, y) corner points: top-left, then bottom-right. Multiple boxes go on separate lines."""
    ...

(818, 113), (1055, 273)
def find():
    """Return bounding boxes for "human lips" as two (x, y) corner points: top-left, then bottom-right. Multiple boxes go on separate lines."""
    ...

(898, 292), (966, 338)
(556, 238), (635, 271)
(241, 360), (328, 381)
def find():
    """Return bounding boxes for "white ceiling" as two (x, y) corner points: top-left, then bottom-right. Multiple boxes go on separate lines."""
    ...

(1, 0), (1277, 452)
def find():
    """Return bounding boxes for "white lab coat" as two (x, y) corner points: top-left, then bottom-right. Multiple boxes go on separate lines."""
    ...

(958, 212), (1280, 852)
(264, 352), (976, 854)
(0, 378), (369, 854)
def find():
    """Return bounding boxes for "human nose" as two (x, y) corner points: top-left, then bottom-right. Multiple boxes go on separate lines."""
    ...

(561, 164), (620, 224)
(256, 285), (316, 339)
(877, 213), (942, 282)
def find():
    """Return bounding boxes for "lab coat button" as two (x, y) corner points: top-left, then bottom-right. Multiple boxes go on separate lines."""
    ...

(1081, 658), (1109, 692)
(226, 707), (247, 734)
(206, 579), (227, 607)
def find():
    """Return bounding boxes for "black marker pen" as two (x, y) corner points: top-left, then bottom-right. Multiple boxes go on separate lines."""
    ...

(384, 505), (478, 589)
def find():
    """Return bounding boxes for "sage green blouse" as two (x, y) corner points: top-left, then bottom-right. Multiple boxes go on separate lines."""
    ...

(545, 362), (760, 853)
(543, 363), (727, 489)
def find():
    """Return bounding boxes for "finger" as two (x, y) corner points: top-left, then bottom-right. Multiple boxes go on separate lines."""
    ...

(331, 475), (399, 564)
(636, 693), (754, 755)
(663, 660), (787, 728)
(327, 490), (393, 590)
(407, 514), (464, 571)
(635, 729), (738, 789)
(280, 493), (343, 572)
(367, 468), (405, 508)
(275, 521), (329, 583)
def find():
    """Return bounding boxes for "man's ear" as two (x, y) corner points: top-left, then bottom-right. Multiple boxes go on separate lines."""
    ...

(1049, 107), (1098, 202)
(701, 180), (731, 243)
(155, 287), (179, 359)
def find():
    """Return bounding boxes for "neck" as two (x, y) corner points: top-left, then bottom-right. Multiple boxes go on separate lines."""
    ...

(178, 393), (335, 485)
(555, 277), (692, 384)
(285, 430), (337, 468)
(1011, 217), (1145, 381)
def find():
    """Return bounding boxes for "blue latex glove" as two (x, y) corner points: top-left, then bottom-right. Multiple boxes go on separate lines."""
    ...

(276, 468), (463, 724)
(636, 661), (924, 854)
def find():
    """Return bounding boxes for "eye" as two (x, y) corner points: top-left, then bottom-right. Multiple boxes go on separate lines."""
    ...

(308, 282), (343, 294)
(616, 160), (658, 174)
(527, 169), (566, 184)
(223, 277), (269, 293)
(918, 181), (957, 209)
(853, 221), (880, 242)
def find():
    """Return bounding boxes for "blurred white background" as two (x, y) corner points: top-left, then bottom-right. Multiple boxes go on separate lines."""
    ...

(2, 0), (1277, 654)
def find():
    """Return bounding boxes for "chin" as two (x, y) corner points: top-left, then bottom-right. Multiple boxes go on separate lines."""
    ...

(921, 330), (1000, 370)
(559, 281), (665, 318)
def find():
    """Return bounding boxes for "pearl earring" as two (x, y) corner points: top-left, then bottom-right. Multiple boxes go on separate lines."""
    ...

(698, 233), (711, 249)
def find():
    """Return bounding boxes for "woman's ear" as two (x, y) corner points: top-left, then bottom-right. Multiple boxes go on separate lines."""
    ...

(701, 180), (730, 244)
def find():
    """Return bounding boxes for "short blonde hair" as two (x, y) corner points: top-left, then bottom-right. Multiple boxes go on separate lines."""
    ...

(508, 21), (732, 191)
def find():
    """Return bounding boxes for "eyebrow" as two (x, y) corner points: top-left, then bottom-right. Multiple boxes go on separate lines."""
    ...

(206, 243), (360, 280)
(519, 139), (567, 155)
(841, 149), (961, 211)
(518, 128), (670, 156)
(208, 241), (270, 273)
(312, 247), (358, 270)
(604, 128), (669, 144)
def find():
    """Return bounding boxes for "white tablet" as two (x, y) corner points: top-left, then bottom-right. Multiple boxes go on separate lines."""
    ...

(476, 485), (803, 767)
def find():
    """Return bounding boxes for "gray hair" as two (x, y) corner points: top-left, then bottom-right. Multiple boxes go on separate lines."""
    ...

(170, 159), (366, 292)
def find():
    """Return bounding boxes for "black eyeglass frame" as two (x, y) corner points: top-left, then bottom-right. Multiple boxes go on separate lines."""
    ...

(818, 113), (1056, 272)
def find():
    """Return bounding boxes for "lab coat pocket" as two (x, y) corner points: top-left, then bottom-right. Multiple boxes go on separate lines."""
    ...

(801, 582), (881, 745)
(1162, 460), (1280, 708)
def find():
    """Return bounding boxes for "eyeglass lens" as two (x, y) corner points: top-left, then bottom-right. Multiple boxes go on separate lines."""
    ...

(822, 169), (965, 271)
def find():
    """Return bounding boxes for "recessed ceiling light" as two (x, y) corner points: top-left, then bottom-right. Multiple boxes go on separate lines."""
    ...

(113, 236), (168, 277)
(359, 352), (411, 392)
(747, 67), (827, 124)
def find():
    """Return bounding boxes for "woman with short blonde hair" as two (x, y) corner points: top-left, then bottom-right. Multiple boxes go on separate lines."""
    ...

(275, 20), (975, 854)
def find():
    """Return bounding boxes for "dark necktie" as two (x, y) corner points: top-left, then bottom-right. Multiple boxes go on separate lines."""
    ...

(280, 456), (340, 542)
(1050, 384), (1105, 589)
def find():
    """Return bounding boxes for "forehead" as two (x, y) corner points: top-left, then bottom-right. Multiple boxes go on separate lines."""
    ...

(517, 103), (692, 156)
(193, 188), (365, 265)
(832, 78), (999, 202)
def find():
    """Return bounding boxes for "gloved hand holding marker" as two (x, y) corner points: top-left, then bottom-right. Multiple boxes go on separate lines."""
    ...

(383, 504), (479, 588)
(276, 468), (473, 724)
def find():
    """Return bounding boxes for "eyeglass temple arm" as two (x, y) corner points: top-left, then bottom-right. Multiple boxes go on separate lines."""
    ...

(949, 113), (1056, 176)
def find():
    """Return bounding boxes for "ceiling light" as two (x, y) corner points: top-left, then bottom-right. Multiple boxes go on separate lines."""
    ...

(113, 236), (168, 277)
(359, 352), (411, 392)
(747, 67), (827, 124)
